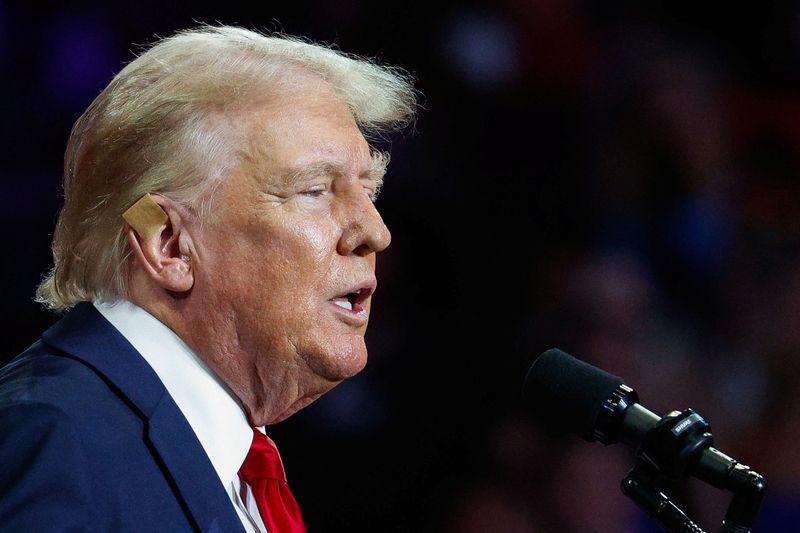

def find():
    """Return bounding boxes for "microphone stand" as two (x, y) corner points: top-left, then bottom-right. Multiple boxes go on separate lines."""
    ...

(622, 464), (705, 533)
(619, 409), (767, 533)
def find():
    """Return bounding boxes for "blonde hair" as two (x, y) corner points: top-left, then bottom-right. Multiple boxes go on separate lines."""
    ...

(36, 25), (417, 310)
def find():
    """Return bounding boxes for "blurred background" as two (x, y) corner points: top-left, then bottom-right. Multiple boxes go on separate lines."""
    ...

(2, 1), (800, 531)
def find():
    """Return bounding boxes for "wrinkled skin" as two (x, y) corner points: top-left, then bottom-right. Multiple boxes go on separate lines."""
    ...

(128, 84), (391, 425)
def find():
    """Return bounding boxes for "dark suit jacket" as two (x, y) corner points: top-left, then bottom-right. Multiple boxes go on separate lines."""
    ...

(0, 303), (247, 532)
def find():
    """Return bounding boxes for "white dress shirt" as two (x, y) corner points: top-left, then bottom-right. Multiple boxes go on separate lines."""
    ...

(95, 300), (268, 533)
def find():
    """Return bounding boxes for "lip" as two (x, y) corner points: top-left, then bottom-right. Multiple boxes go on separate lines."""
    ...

(328, 277), (376, 326)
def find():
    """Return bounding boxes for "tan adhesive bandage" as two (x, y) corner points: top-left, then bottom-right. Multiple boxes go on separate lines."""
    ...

(122, 194), (168, 240)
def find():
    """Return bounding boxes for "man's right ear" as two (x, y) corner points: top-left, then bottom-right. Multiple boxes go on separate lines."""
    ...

(123, 194), (196, 293)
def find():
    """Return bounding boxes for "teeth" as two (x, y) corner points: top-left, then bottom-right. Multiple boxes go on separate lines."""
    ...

(333, 300), (353, 311)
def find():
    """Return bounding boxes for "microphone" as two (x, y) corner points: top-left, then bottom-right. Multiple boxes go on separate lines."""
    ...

(522, 349), (762, 492)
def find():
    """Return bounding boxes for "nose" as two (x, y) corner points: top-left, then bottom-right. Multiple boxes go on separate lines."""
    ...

(337, 187), (392, 257)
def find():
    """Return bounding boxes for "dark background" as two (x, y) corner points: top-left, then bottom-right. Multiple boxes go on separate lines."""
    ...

(3, 1), (800, 531)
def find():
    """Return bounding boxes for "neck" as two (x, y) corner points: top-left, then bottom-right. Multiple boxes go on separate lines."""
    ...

(127, 271), (261, 422)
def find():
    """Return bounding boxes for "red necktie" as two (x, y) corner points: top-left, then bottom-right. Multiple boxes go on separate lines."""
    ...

(238, 428), (306, 533)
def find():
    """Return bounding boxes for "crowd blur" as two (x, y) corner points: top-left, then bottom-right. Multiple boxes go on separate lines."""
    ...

(2, 1), (799, 531)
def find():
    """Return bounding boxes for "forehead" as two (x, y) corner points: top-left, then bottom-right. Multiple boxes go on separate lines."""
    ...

(242, 85), (372, 178)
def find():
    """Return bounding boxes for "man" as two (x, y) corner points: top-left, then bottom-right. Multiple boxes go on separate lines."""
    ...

(0, 25), (416, 532)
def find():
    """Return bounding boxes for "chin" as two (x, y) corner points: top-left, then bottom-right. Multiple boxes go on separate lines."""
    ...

(305, 334), (369, 382)
(327, 352), (368, 382)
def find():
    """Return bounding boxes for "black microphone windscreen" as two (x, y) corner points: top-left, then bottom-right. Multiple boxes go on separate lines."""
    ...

(523, 349), (624, 440)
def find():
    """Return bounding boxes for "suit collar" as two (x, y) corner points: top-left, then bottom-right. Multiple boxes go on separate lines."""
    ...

(42, 302), (246, 533)
(94, 300), (253, 491)
(42, 302), (165, 416)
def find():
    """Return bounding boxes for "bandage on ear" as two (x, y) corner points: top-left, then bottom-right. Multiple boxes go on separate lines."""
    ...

(122, 193), (168, 240)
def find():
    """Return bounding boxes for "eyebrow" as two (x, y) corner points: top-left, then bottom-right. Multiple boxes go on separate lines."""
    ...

(284, 150), (389, 189)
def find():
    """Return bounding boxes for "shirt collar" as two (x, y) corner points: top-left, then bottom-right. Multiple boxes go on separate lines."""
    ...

(94, 299), (253, 488)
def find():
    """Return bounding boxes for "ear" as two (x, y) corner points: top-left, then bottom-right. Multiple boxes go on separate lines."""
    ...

(125, 195), (196, 293)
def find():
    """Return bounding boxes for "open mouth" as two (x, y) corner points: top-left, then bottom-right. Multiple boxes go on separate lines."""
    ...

(330, 287), (371, 312)
(328, 279), (376, 322)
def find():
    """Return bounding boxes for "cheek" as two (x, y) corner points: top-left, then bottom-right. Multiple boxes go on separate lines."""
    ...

(225, 217), (333, 289)
(274, 218), (341, 290)
(220, 223), (335, 327)
(299, 220), (335, 253)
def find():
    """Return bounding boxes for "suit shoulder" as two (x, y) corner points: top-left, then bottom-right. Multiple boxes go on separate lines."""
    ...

(0, 400), (98, 531)
(0, 340), (112, 409)
(0, 340), (146, 451)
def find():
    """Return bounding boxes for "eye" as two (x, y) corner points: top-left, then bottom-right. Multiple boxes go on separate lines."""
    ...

(300, 185), (327, 198)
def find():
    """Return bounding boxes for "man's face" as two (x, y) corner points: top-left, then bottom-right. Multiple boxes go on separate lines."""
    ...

(190, 84), (391, 425)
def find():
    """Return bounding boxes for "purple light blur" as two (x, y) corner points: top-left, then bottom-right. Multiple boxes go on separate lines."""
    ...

(42, 12), (117, 107)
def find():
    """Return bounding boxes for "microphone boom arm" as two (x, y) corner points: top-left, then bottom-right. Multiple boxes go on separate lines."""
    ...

(602, 385), (767, 533)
